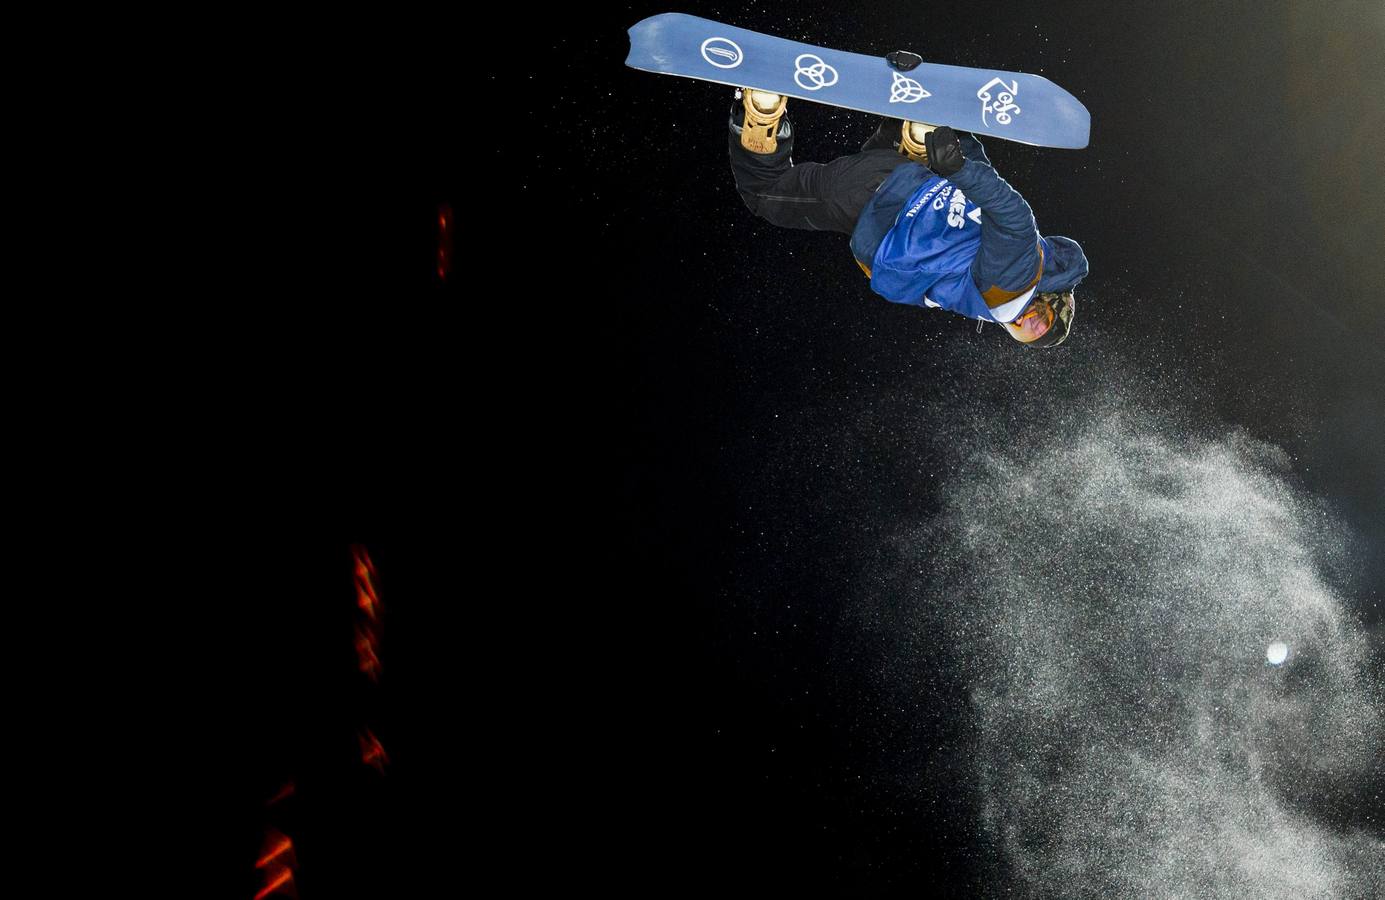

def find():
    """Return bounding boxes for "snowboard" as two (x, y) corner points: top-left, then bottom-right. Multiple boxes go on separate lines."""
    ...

(626, 13), (1090, 149)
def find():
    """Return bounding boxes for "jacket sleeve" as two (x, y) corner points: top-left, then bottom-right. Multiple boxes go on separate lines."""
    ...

(957, 132), (992, 167)
(948, 156), (1044, 308)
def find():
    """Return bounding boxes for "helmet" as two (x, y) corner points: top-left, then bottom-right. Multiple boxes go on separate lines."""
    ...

(1004, 291), (1075, 347)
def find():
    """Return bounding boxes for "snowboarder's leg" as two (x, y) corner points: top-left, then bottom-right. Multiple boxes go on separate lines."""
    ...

(859, 117), (903, 153)
(728, 91), (914, 234)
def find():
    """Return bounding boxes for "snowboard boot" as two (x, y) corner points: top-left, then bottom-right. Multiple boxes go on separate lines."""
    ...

(735, 88), (789, 154)
(860, 116), (905, 153)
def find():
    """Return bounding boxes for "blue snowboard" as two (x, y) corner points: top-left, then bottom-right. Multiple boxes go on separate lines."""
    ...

(627, 13), (1089, 149)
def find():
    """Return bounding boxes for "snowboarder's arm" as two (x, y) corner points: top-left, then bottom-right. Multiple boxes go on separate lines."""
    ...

(925, 128), (1042, 304)
(949, 159), (1037, 242)
(957, 132), (991, 167)
(953, 158), (1044, 306)
(926, 127), (1033, 242)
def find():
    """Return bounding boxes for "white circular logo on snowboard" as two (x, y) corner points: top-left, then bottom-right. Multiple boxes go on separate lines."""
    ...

(794, 53), (838, 90)
(701, 37), (744, 69)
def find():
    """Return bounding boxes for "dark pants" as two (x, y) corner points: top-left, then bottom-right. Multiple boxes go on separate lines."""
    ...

(728, 117), (913, 235)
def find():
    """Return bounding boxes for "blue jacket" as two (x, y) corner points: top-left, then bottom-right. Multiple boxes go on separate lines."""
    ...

(849, 135), (1088, 323)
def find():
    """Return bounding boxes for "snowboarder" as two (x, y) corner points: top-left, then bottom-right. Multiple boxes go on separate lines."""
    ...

(729, 89), (1088, 346)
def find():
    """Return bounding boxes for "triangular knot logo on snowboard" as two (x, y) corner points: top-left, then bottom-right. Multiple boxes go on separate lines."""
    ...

(889, 71), (930, 104)
(794, 54), (838, 90)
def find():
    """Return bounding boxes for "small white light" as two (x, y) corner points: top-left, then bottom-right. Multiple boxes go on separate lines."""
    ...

(1266, 641), (1289, 665)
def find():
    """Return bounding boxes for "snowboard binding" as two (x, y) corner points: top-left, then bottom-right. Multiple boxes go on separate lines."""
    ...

(738, 89), (789, 154)
(885, 50), (923, 72)
(899, 120), (936, 165)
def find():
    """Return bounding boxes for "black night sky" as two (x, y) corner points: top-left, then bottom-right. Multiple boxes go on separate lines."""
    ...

(224, 3), (1382, 896)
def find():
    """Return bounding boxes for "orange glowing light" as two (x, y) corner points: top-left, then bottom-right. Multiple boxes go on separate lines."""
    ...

(253, 867), (295, 900)
(359, 729), (389, 774)
(256, 836), (294, 869)
(437, 203), (454, 283)
(356, 583), (379, 620)
(351, 545), (376, 578)
(253, 829), (298, 899)
(354, 625), (382, 680)
(266, 781), (295, 807)
(352, 546), (381, 620)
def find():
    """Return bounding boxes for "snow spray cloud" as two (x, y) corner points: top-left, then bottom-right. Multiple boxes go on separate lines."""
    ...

(927, 409), (1385, 896)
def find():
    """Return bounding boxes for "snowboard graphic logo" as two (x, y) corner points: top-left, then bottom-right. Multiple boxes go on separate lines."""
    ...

(794, 54), (838, 90)
(701, 37), (744, 68)
(889, 71), (930, 104)
(977, 77), (1021, 126)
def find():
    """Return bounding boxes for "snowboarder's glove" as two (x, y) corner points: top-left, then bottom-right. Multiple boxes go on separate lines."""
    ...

(925, 126), (965, 177)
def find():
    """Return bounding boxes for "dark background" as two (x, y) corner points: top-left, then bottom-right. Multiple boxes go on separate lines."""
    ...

(218, 2), (1382, 895)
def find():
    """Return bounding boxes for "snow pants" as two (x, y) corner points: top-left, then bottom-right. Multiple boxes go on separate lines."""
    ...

(727, 117), (914, 235)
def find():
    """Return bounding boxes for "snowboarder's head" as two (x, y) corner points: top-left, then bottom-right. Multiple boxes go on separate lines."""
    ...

(1006, 234), (1087, 347)
(1004, 291), (1075, 347)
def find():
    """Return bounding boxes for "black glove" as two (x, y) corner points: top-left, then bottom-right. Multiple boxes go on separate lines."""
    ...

(925, 126), (965, 177)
